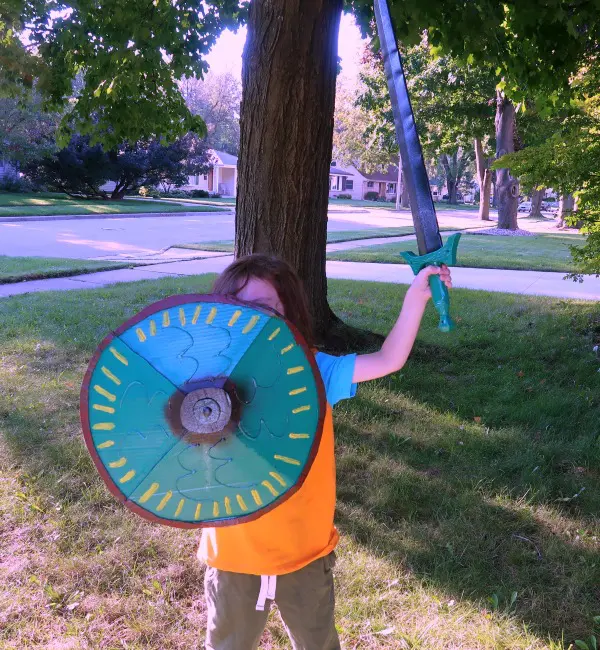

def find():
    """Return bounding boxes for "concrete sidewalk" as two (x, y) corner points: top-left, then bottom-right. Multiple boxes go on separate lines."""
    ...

(1, 254), (598, 301)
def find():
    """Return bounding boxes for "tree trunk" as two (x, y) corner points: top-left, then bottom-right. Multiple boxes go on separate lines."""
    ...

(558, 193), (576, 228)
(491, 170), (498, 208)
(530, 187), (544, 218)
(475, 138), (491, 220)
(448, 180), (457, 204)
(395, 154), (402, 211)
(495, 92), (519, 229)
(400, 172), (410, 208)
(440, 153), (457, 204)
(236, 0), (343, 341)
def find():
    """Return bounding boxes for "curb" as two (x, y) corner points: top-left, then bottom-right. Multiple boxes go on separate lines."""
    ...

(0, 210), (233, 223)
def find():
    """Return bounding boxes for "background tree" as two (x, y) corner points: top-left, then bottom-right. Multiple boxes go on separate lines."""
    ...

(0, 94), (59, 166)
(25, 134), (211, 200)
(180, 71), (242, 155)
(333, 64), (407, 209)
(496, 61), (600, 276)
(0, 0), (43, 95)
(438, 149), (475, 204)
(24, 0), (243, 147)
(356, 41), (493, 213)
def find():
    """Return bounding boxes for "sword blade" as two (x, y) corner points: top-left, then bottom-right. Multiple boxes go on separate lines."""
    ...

(373, 0), (442, 255)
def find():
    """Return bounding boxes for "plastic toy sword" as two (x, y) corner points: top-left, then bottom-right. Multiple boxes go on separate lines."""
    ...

(373, 0), (461, 331)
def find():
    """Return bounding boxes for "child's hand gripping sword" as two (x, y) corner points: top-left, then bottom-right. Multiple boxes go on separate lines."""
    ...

(374, 0), (461, 332)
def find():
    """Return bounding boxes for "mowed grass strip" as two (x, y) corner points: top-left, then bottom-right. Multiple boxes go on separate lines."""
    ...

(0, 276), (598, 649)
(327, 232), (585, 272)
(0, 192), (227, 216)
(0, 255), (131, 283)
(174, 227), (462, 253)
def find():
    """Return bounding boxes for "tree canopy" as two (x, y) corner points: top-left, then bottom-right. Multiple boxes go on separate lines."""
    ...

(3, 1), (599, 149)
(348, 0), (600, 108)
(2, 0), (244, 146)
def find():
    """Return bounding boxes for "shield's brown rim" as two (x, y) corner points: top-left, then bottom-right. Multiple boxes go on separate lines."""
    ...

(80, 293), (326, 529)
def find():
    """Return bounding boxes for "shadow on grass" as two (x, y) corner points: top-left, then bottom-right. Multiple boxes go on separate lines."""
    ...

(333, 394), (600, 643)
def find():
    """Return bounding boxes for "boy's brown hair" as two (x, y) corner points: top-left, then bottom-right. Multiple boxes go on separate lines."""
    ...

(213, 254), (314, 346)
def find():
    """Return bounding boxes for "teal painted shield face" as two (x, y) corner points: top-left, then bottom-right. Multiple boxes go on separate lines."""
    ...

(81, 295), (325, 529)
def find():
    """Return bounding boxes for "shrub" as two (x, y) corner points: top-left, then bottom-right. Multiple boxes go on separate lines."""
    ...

(139, 186), (161, 198)
(0, 176), (35, 193)
(335, 193), (352, 199)
(364, 191), (380, 201)
(190, 189), (210, 198)
(161, 189), (191, 198)
(210, 192), (222, 198)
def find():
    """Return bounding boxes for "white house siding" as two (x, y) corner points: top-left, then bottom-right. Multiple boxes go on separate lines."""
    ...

(184, 150), (238, 197)
(328, 164), (365, 201)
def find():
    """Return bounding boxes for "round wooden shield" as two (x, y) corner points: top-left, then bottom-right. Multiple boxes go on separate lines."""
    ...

(80, 294), (326, 528)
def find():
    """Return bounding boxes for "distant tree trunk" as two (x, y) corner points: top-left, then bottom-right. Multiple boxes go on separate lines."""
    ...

(475, 138), (491, 220)
(495, 92), (519, 229)
(558, 193), (576, 228)
(440, 153), (457, 204)
(491, 169), (498, 208)
(400, 171), (410, 208)
(395, 154), (402, 211)
(236, 0), (344, 342)
(530, 187), (544, 218)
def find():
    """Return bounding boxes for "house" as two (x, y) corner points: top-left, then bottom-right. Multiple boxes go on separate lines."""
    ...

(329, 161), (460, 203)
(184, 150), (238, 197)
(328, 161), (399, 202)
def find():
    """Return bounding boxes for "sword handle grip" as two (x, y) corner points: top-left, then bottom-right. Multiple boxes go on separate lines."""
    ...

(429, 273), (454, 332)
(400, 233), (461, 333)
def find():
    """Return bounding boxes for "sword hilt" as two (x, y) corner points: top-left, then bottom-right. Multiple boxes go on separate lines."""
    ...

(400, 233), (461, 332)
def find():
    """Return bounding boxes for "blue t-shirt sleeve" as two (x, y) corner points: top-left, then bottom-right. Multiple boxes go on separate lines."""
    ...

(315, 352), (357, 407)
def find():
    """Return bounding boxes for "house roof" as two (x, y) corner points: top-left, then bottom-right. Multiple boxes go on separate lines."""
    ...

(359, 165), (400, 182)
(329, 167), (353, 176)
(212, 150), (238, 166)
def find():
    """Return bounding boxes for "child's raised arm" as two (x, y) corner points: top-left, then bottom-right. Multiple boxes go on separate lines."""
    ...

(352, 265), (453, 383)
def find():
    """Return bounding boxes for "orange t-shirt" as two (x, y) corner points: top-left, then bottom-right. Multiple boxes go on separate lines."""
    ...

(198, 352), (356, 576)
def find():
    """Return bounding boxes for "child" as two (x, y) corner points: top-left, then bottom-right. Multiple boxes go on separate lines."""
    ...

(200, 254), (452, 650)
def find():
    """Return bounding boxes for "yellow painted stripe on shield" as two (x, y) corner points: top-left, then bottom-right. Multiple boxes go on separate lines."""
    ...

(139, 482), (160, 504)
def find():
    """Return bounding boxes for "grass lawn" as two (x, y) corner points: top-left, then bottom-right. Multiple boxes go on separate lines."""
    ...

(175, 227), (462, 253)
(137, 196), (236, 207)
(435, 202), (480, 211)
(327, 233), (585, 273)
(0, 255), (130, 283)
(0, 192), (227, 217)
(329, 199), (479, 212)
(1, 277), (599, 649)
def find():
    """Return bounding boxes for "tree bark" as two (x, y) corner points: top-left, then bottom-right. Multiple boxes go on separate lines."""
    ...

(491, 170), (498, 208)
(530, 187), (544, 218)
(400, 171), (410, 208)
(395, 153), (402, 211)
(440, 153), (457, 203)
(495, 91), (519, 229)
(558, 193), (576, 228)
(236, 0), (343, 341)
(474, 138), (491, 220)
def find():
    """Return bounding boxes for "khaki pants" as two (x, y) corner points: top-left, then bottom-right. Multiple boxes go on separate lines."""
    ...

(204, 552), (340, 650)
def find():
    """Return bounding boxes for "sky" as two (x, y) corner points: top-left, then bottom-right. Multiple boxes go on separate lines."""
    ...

(205, 13), (368, 86)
